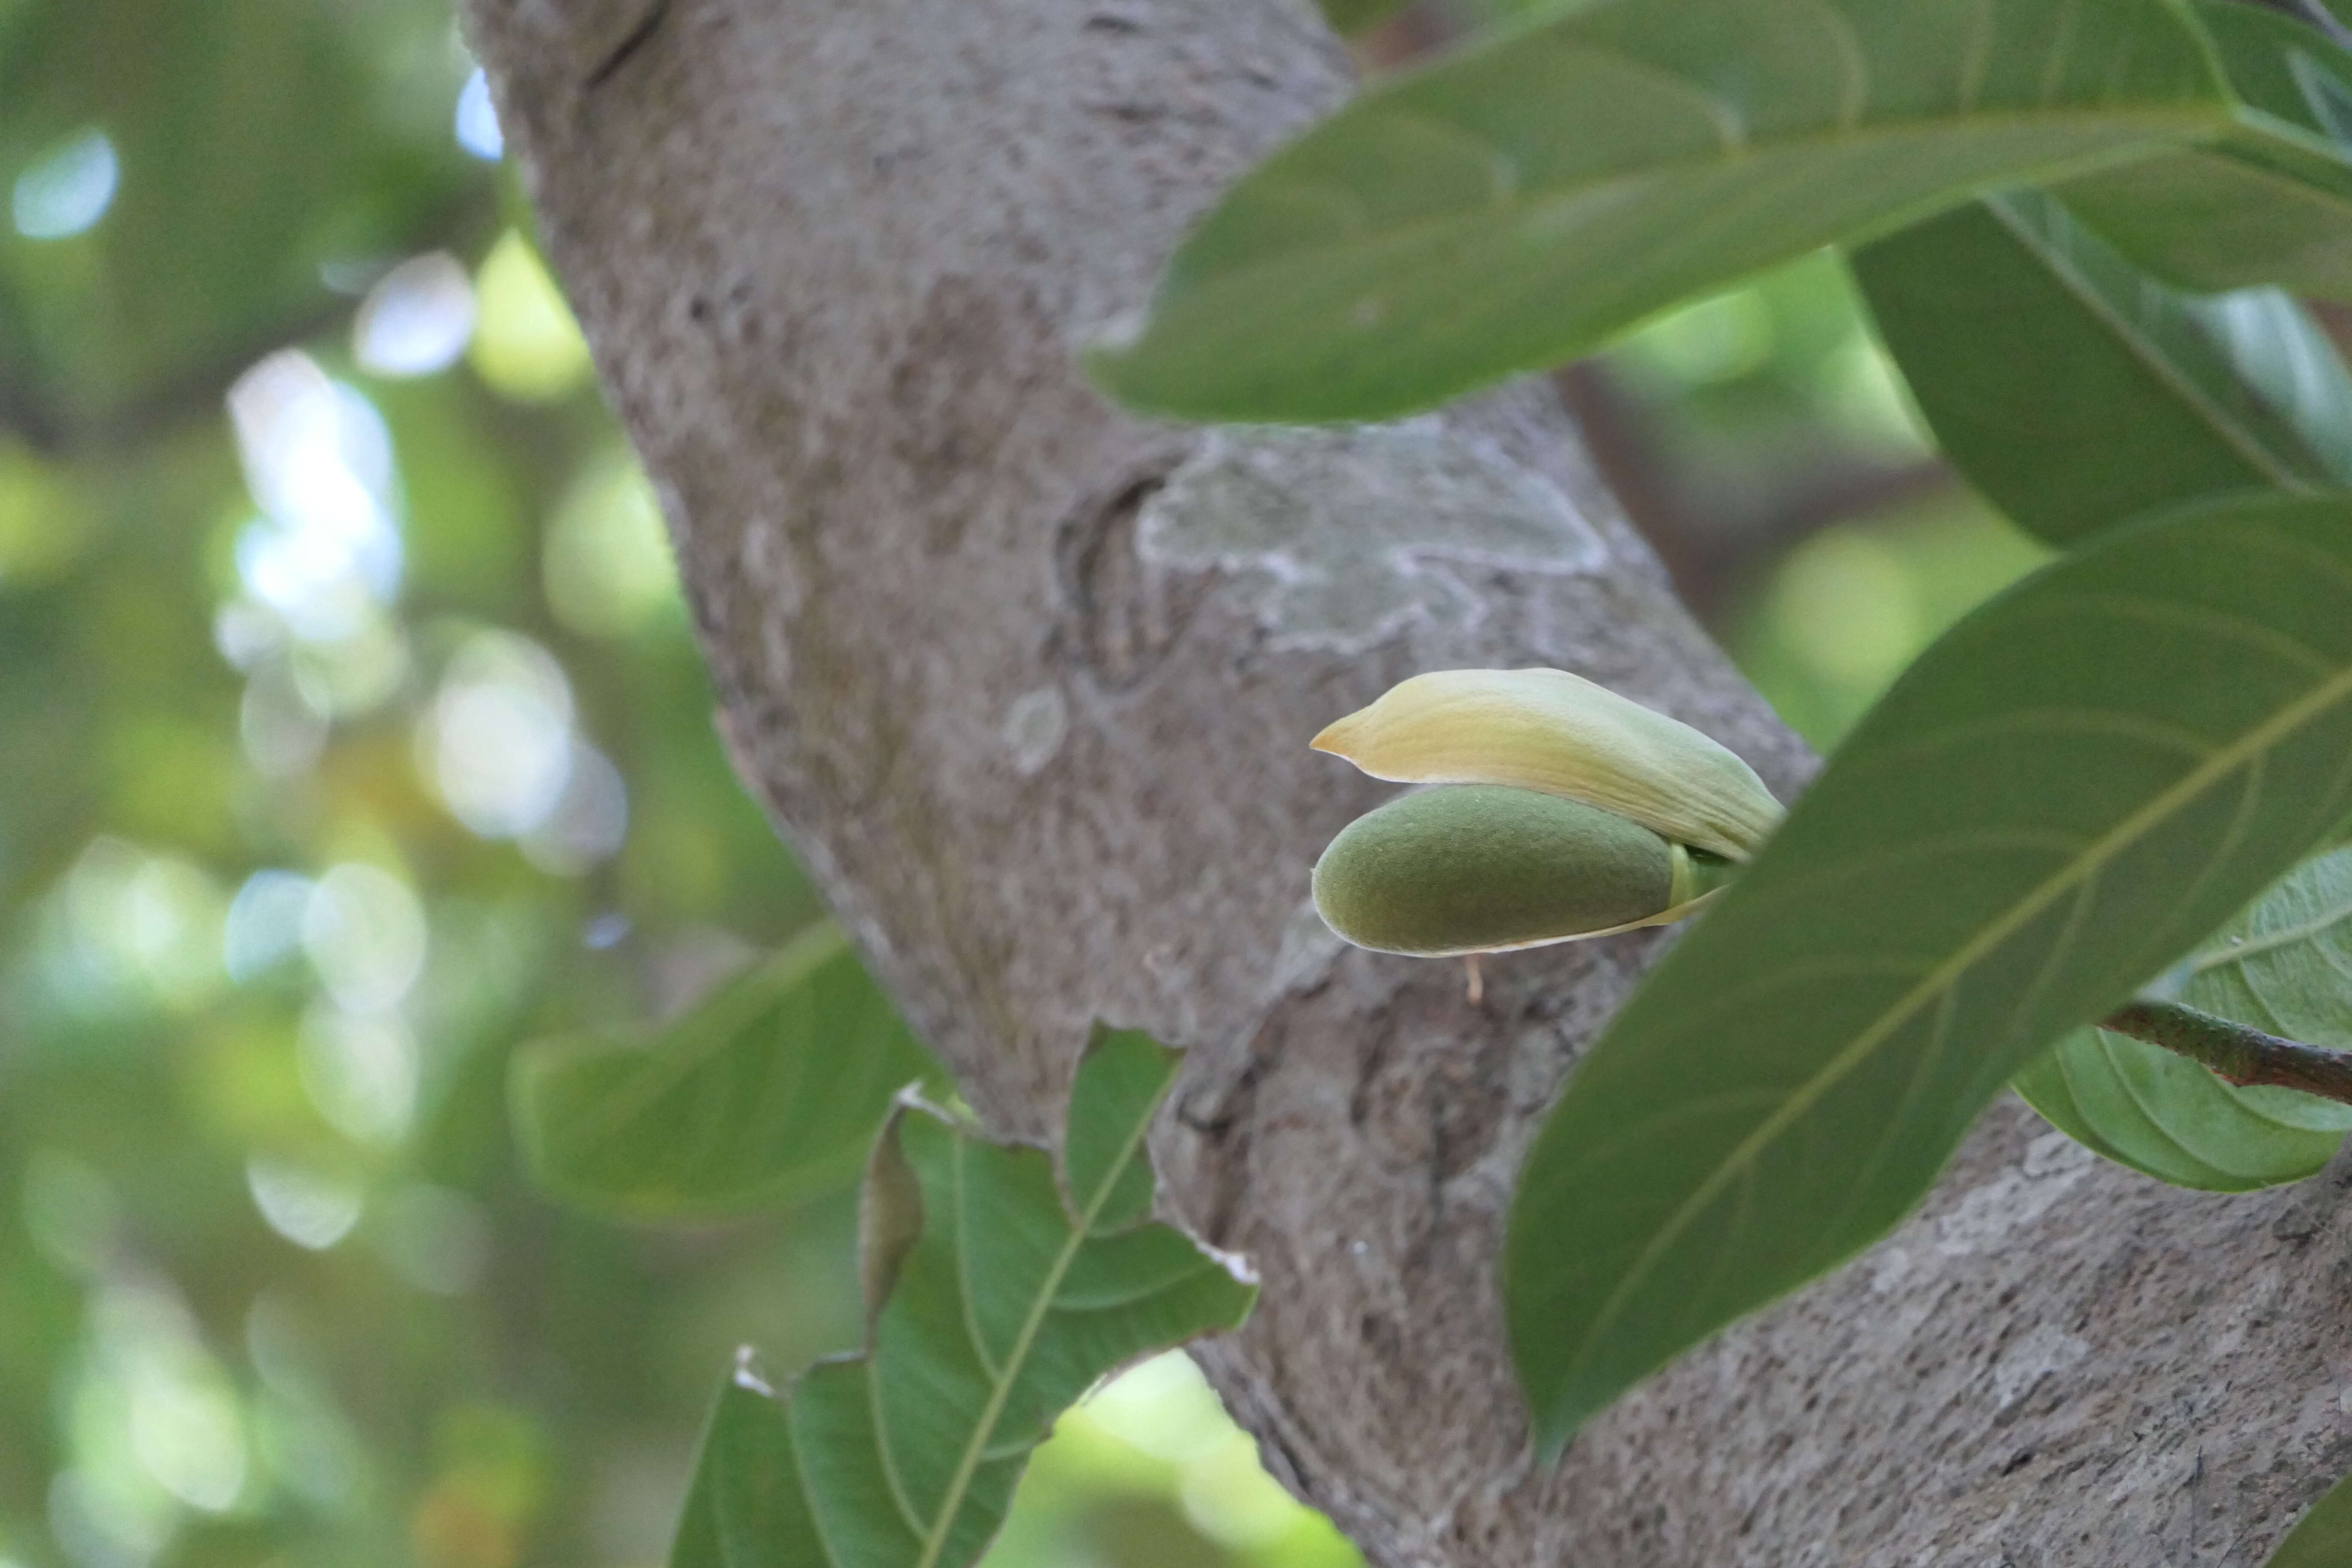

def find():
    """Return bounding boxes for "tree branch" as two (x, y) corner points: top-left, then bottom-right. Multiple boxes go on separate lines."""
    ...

(460, 0), (2352, 1560)
(2106, 998), (2352, 1103)
(1556, 361), (1955, 622)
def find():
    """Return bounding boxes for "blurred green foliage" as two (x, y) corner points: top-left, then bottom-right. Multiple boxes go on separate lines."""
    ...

(1596, 254), (2055, 750)
(0, 0), (2061, 1565)
(0, 4), (1386, 1567)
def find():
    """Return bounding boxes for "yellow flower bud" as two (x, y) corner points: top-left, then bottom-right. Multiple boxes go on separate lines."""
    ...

(1311, 668), (1782, 862)
(1311, 784), (1736, 956)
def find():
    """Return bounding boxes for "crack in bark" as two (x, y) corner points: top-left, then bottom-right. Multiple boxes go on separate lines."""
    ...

(585, 0), (673, 89)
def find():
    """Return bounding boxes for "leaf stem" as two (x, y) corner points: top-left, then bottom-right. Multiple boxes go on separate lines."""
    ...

(2103, 998), (2352, 1103)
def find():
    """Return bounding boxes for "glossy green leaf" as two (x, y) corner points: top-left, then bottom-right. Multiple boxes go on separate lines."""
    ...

(671, 1027), (1257, 1568)
(2015, 845), (2352, 1190)
(1852, 188), (2352, 548)
(511, 922), (940, 1219)
(1087, 0), (2235, 422)
(2269, 1468), (2352, 1568)
(1506, 493), (2352, 1455)
(2057, 2), (2352, 299)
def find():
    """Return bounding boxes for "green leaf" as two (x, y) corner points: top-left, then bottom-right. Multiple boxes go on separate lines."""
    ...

(2055, 2), (2352, 299)
(1851, 188), (2352, 548)
(510, 922), (940, 1219)
(2015, 845), (2352, 1190)
(1086, 0), (2235, 422)
(671, 1028), (1257, 1568)
(1060, 1027), (1179, 1234)
(1505, 493), (2352, 1455)
(2269, 1469), (2352, 1568)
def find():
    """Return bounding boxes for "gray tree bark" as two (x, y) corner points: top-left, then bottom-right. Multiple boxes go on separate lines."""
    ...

(460, 0), (2352, 1561)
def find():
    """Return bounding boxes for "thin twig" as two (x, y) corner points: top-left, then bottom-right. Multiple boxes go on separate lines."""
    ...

(2103, 998), (2352, 1104)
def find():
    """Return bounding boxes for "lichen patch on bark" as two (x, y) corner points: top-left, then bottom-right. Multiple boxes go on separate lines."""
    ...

(1136, 422), (1606, 653)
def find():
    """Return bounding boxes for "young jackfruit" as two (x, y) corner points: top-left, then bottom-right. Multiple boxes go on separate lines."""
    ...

(1308, 669), (1774, 955)
(1311, 784), (1736, 956)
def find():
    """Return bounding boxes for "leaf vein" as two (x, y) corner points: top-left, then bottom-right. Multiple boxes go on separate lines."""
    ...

(908, 1067), (1168, 1568)
(1983, 199), (2318, 489)
(865, 1360), (932, 1543)
(2049, 592), (2337, 677)
(1566, 654), (2352, 1390)
(1558, 39), (1750, 151)
(953, 1138), (1007, 1384)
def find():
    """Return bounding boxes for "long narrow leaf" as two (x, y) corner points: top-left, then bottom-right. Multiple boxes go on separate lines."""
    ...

(1852, 188), (2352, 548)
(672, 1027), (1257, 1568)
(1088, 0), (2235, 422)
(1506, 493), (2352, 1455)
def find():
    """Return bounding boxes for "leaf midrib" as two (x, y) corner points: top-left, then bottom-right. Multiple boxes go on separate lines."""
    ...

(1985, 198), (2315, 489)
(2189, 888), (2352, 971)
(560, 924), (845, 1143)
(1561, 652), (2352, 1398)
(905, 1090), (1163, 1568)
(1195, 104), (2222, 287)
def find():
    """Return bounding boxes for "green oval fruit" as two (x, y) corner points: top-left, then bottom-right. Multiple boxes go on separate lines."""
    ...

(1312, 784), (1679, 956)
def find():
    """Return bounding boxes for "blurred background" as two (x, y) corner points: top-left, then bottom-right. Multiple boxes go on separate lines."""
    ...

(0, 2), (2054, 1566)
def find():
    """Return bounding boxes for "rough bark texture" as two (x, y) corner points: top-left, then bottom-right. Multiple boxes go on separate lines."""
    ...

(461, 0), (2352, 1561)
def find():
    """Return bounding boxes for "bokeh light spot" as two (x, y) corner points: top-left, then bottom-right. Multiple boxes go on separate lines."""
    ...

(224, 870), (315, 982)
(1823, 332), (1932, 453)
(229, 352), (405, 642)
(455, 68), (504, 161)
(470, 232), (592, 402)
(298, 1003), (420, 1146)
(49, 1463), (171, 1568)
(0, 440), (93, 587)
(356, 252), (478, 378)
(1617, 285), (1775, 392)
(1071, 1352), (1338, 1556)
(40, 839), (229, 1016)
(1768, 527), (1926, 690)
(246, 1158), (364, 1250)
(301, 863), (429, 1015)
(70, 1284), (251, 1528)
(422, 630), (579, 840)
(12, 128), (118, 240)
(543, 449), (680, 637)
(521, 740), (629, 874)
(1079, 1352), (1229, 1464)
(237, 661), (331, 779)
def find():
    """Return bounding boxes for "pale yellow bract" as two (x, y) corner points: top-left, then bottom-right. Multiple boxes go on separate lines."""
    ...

(1310, 668), (1783, 863)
